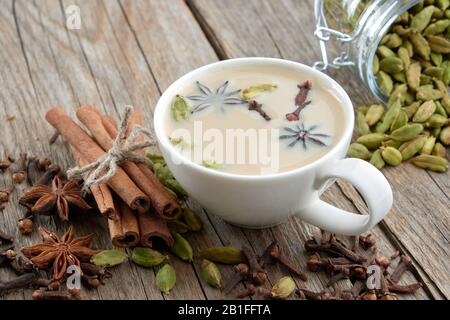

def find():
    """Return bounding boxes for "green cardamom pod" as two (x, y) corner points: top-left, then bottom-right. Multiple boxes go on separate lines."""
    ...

(399, 135), (428, 160)
(433, 79), (448, 95)
(426, 114), (448, 128)
(401, 39), (414, 57)
(168, 220), (191, 234)
(170, 232), (193, 262)
(392, 72), (406, 83)
(377, 46), (396, 59)
(357, 133), (387, 150)
(388, 84), (408, 106)
(443, 63), (450, 85)
(397, 47), (411, 70)
(411, 2), (424, 15)
(446, 7), (450, 18)
(434, 101), (448, 117)
(420, 74), (432, 85)
(430, 52), (443, 66)
(390, 111), (409, 132)
(147, 152), (166, 165)
(91, 249), (128, 267)
(409, 32), (431, 60)
(406, 62), (422, 91)
(385, 33), (403, 48)
(382, 147), (403, 166)
(437, 0), (450, 10)
(182, 207), (203, 232)
(156, 264), (176, 294)
(356, 111), (371, 135)
(423, 66), (444, 78)
(376, 100), (402, 133)
(369, 149), (385, 170)
(347, 143), (372, 160)
(131, 247), (167, 267)
(380, 57), (404, 74)
(365, 104), (385, 126)
(402, 101), (421, 119)
(383, 139), (403, 149)
(164, 186), (179, 200)
(358, 105), (370, 115)
(202, 160), (221, 169)
(172, 95), (189, 121)
(421, 136), (437, 155)
(411, 154), (448, 172)
(411, 5), (436, 32)
(426, 35), (450, 53)
(432, 6), (444, 19)
(413, 100), (436, 122)
(416, 85), (444, 100)
(404, 91), (415, 105)
(241, 84), (277, 100)
(431, 127), (442, 138)
(377, 71), (394, 96)
(271, 276), (296, 299)
(441, 95), (450, 114)
(372, 55), (380, 74)
(201, 259), (222, 289)
(440, 126), (450, 145)
(390, 123), (424, 141)
(393, 25), (413, 37)
(424, 19), (450, 35)
(432, 142), (447, 157)
(165, 178), (188, 199)
(200, 246), (246, 265)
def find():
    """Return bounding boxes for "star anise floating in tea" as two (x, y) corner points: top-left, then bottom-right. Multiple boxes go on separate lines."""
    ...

(187, 81), (246, 113)
(21, 226), (101, 280)
(280, 123), (330, 150)
(19, 176), (91, 221)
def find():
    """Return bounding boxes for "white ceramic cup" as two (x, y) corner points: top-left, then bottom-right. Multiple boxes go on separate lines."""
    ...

(154, 58), (393, 235)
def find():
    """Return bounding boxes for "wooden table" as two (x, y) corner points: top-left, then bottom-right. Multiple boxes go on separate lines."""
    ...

(0, 0), (448, 300)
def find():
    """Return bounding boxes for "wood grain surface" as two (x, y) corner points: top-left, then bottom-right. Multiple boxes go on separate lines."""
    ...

(0, 0), (447, 300)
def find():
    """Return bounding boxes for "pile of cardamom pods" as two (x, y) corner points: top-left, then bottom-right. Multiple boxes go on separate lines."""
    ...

(349, 1), (449, 172)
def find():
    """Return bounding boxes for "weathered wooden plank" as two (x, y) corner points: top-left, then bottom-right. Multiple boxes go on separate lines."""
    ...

(189, 0), (442, 299)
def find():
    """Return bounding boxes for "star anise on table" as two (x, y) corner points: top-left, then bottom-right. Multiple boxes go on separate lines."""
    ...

(19, 176), (91, 221)
(21, 226), (101, 280)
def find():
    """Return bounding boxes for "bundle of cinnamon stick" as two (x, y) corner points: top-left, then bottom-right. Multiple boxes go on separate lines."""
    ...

(46, 106), (181, 248)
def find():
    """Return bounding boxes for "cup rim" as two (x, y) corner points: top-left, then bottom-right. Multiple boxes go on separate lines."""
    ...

(154, 57), (354, 180)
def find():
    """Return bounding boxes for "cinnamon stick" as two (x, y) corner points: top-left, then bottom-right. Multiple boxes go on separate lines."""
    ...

(137, 208), (174, 247)
(71, 147), (117, 220)
(108, 199), (140, 248)
(81, 106), (181, 220)
(45, 108), (150, 212)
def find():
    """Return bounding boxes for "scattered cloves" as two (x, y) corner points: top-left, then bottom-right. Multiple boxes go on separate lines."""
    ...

(296, 288), (334, 300)
(286, 80), (312, 121)
(236, 284), (256, 299)
(387, 279), (423, 294)
(32, 288), (81, 300)
(267, 242), (307, 281)
(0, 185), (15, 203)
(37, 158), (52, 171)
(224, 263), (249, 293)
(242, 246), (267, 286)
(0, 228), (14, 244)
(389, 255), (412, 283)
(359, 234), (376, 250)
(12, 153), (27, 184)
(0, 273), (36, 296)
(35, 163), (61, 186)
(248, 100), (271, 121)
(18, 218), (33, 235)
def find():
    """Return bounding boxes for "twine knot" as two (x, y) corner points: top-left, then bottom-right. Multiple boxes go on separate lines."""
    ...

(67, 106), (155, 193)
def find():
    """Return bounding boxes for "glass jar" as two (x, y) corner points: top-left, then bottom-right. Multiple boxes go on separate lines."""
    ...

(313, 0), (421, 103)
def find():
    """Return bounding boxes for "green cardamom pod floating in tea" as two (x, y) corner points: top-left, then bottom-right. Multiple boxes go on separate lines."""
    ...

(182, 208), (203, 232)
(241, 84), (277, 100)
(131, 247), (167, 267)
(390, 123), (424, 141)
(201, 259), (222, 289)
(357, 133), (387, 150)
(171, 95), (189, 121)
(347, 143), (372, 160)
(369, 149), (385, 170)
(382, 147), (403, 166)
(200, 246), (246, 265)
(271, 276), (296, 299)
(365, 104), (385, 126)
(91, 249), (128, 267)
(170, 232), (193, 262)
(411, 154), (448, 172)
(156, 264), (176, 294)
(413, 100), (436, 122)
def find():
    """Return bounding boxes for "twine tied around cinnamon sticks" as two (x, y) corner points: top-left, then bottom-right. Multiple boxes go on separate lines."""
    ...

(67, 106), (155, 193)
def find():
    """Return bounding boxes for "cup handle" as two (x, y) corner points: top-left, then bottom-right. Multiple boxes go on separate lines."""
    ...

(299, 158), (393, 235)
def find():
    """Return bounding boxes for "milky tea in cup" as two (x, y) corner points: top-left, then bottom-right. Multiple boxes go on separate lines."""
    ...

(163, 64), (346, 175)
